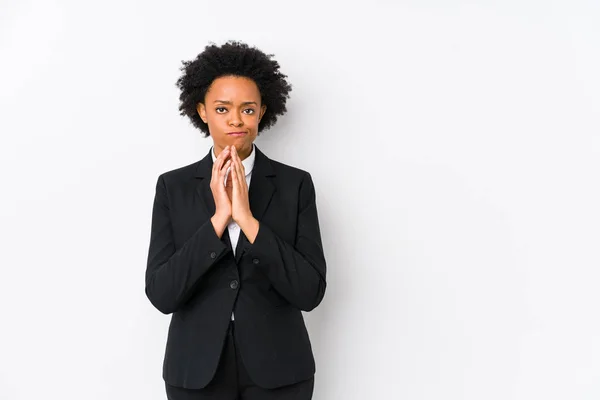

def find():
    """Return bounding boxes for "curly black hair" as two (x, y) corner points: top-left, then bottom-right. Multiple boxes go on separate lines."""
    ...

(175, 40), (293, 137)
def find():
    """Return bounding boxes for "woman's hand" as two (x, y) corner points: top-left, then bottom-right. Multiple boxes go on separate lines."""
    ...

(230, 146), (259, 242)
(210, 146), (232, 237)
(230, 146), (251, 221)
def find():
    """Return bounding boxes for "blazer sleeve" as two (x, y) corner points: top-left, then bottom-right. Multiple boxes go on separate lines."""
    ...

(246, 172), (327, 312)
(145, 174), (228, 314)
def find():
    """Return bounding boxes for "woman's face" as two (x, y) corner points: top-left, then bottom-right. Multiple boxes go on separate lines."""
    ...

(197, 75), (266, 160)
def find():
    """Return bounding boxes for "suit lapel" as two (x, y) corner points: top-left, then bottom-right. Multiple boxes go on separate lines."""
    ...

(194, 151), (216, 217)
(247, 146), (276, 222)
(194, 152), (233, 254)
(194, 145), (276, 262)
(235, 146), (276, 262)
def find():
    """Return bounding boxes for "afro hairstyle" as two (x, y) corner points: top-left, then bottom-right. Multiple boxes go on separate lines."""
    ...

(175, 40), (293, 137)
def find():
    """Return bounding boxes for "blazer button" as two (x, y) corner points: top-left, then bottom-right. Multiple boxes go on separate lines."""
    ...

(230, 280), (239, 290)
(252, 258), (260, 265)
(210, 251), (217, 259)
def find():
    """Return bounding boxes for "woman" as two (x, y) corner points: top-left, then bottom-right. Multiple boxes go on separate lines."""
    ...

(145, 40), (327, 400)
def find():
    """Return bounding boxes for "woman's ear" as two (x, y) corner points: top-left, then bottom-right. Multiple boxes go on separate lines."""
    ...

(197, 103), (207, 123)
(259, 105), (267, 122)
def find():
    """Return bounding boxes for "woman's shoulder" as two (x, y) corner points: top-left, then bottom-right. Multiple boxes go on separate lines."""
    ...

(263, 153), (314, 183)
(269, 157), (308, 175)
(157, 152), (211, 183)
(262, 155), (319, 200)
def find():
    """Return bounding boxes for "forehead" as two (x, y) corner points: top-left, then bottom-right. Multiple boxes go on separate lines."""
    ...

(205, 76), (261, 101)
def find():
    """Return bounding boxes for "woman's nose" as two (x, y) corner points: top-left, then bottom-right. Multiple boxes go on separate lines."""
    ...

(229, 113), (243, 127)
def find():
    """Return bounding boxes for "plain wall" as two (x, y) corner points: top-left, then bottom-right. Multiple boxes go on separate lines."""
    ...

(1, 1), (599, 399)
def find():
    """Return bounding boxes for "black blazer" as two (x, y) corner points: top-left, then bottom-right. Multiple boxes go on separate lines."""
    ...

(145, 145), (327, 390)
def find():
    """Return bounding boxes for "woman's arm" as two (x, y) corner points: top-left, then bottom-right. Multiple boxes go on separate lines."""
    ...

(144, 174), (228, 314)
(242, 172), (327, 312)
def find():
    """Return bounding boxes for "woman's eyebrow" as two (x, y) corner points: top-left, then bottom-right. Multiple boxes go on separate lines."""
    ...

(213, 100), (257, 105)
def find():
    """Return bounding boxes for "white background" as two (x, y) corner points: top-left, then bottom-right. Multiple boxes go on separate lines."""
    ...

(1, 1), (599, 399)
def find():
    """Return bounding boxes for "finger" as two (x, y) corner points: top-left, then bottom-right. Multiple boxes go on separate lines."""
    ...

(235, 158), (245, 189)
(223, 163), (232, 188)
(220, 159), (232, 183)
(229, 145), (236, 164)
(212, 146), (230, 175)
(212, 160), (222, 185)
(231, 163), (238, 195)
(229, 151), (240, 188)
(212, 153), (231, 190)
(233, 152), (245, 189)
(214, 159), (231, 192)
(234, 148), (245, 175)
(221, 146), (231, 162)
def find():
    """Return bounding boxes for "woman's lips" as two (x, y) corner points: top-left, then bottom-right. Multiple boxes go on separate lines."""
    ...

(227, 132), (247, 137)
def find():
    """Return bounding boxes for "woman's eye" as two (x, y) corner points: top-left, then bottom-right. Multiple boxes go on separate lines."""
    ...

(243, 109), (255, 114)
(215, 107), (227, 113)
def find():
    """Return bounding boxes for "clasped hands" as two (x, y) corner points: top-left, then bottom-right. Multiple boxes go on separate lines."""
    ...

(209, 145), (259, 243)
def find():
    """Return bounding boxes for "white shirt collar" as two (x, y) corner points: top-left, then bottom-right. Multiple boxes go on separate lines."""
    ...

(211, 143), (255, 177)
